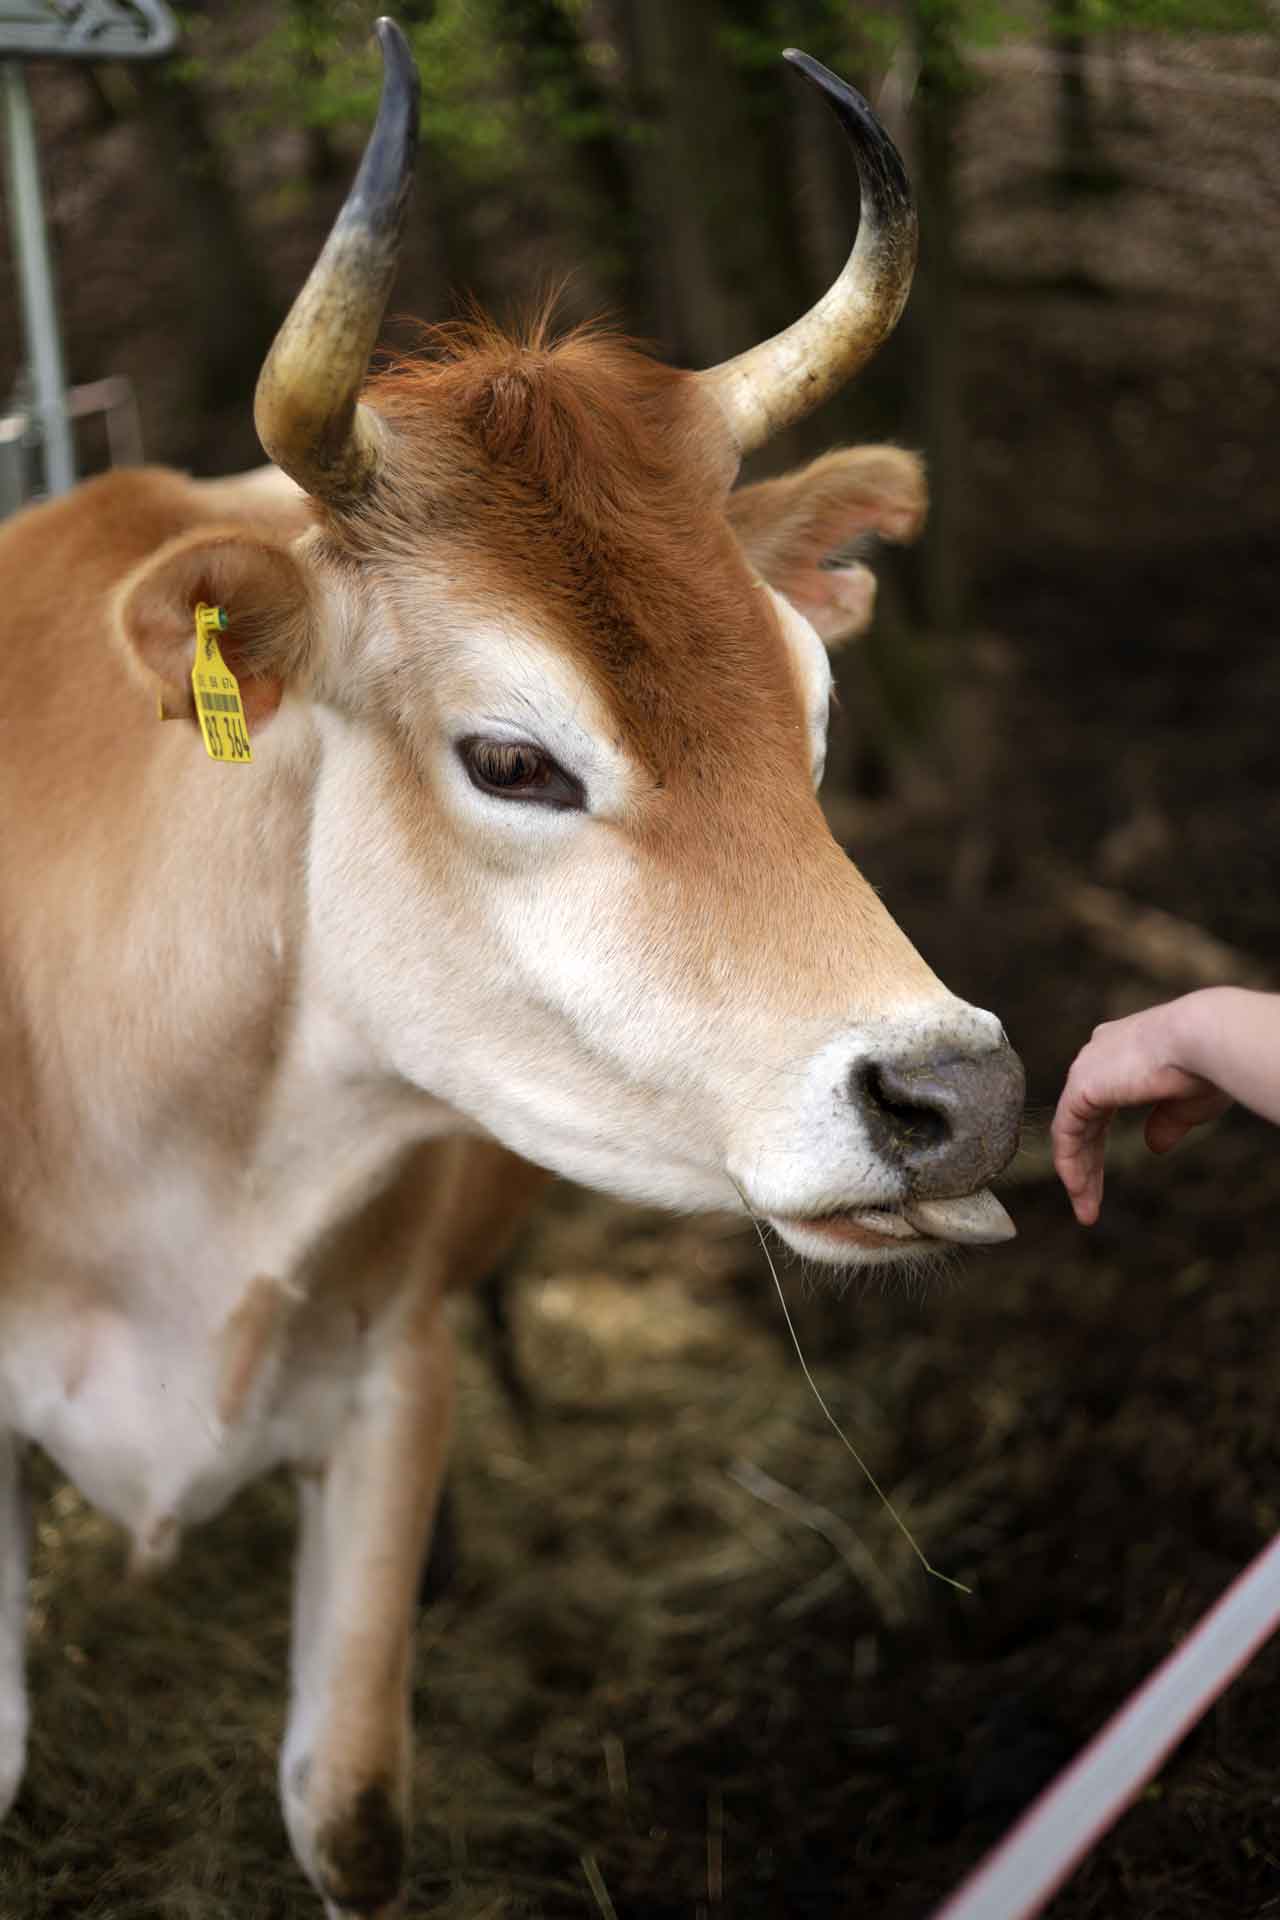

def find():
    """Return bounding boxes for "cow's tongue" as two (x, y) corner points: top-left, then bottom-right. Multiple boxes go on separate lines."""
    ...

(902, 1190), (1016, 1245)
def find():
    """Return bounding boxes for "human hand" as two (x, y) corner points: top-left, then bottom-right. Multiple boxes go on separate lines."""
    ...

(1051, 1000), (1232, 1225)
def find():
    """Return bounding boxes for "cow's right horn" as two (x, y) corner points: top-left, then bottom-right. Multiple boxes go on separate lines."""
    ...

(254, 16), (419, 504)
(696, 51), (917, 459)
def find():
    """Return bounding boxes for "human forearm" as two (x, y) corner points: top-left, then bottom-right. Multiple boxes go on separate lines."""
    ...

(1168, 988), (1280, 1127)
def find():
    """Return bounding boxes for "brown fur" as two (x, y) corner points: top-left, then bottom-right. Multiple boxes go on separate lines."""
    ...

(0, 471), (311, 1208)
(725, 445), (927, 580)
(346, 324), (807, 788)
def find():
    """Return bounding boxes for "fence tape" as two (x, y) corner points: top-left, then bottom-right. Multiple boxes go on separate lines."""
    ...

(931, 1530), (1280, 1920)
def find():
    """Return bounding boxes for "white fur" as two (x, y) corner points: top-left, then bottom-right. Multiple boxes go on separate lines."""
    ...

(770, 587), (835, 786)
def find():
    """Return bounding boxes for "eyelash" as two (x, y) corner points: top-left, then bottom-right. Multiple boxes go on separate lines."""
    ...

(457, 736), (586, 812)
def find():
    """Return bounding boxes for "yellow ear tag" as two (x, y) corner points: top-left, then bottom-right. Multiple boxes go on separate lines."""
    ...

(191, 603), (253, 763)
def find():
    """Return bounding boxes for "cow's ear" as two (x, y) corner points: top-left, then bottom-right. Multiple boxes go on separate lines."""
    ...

(113, 527), (315, 729)
(728, 446), (926, 647)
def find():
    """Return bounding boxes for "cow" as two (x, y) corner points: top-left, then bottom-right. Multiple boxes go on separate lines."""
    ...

(0, 20), (1024, 1917)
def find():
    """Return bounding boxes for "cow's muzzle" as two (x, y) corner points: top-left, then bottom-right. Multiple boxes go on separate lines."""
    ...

(853, 1040), (1026, 1200)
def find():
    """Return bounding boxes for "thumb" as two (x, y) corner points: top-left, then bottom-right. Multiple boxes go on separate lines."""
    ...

(1145, 1090), (1231, 1155)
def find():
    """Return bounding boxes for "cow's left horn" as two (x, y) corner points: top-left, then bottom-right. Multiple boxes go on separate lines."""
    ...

(253, 16), (419, 503)
(697, 51), (916, 458)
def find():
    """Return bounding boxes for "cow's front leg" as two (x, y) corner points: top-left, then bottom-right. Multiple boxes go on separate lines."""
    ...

(0, 1434), (29, 1819)
(281, 1303), (455, 1919)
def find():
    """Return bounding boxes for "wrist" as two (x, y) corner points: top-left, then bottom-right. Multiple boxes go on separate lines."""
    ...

(1165, 987), (1233, 1083)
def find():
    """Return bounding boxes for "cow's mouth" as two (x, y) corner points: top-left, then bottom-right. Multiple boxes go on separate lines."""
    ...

(770, 1188), (1016, 1257)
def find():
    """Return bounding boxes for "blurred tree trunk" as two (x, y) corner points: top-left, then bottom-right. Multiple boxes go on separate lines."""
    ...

(382, 0), (474, 311)
(708, 0), (812, 353)
(407, 130), (482, 318)
(1051, 0), (1099, 194)
(130, 60), (274, 412)
(495, 0), (644, 326)
(909, 0), (965, 632)
(613, 0), (741, 363)
(289, 0), (339, 186)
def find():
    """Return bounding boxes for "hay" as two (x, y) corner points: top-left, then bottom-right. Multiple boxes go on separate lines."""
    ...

(8, 1140), (1280, 1918)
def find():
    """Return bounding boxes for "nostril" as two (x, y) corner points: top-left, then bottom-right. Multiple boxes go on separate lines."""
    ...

(856, 1061), (952, 1157)
(852, 1041), (1026, 1197)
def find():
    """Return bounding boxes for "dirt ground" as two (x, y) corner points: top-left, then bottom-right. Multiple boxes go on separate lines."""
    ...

(3, 29), (1280, 1920)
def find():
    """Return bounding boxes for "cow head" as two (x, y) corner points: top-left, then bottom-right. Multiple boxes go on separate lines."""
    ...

(118, 21), (1023, 1263)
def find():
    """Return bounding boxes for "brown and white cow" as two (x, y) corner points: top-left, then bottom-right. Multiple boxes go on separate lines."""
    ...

(0, 21), (1022, 1916)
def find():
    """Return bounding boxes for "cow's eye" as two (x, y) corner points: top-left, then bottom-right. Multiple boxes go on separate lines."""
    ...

(458, 736), (585, 811)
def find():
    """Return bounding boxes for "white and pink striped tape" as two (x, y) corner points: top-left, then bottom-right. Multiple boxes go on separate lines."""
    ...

(931, 1531), (1280, 1920)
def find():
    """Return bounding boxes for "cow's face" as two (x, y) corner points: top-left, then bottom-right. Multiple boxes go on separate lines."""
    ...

(117, 28), (1023, 1264)
(298, 339), (1020, 1260)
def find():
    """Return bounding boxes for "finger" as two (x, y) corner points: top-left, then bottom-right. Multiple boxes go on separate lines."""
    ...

(1054, 1150), (1103, 1224)
(1070, 1177), (1102, 1227)
(1144, 1105), (1195, 1155)
(1052, 1089), (1114, 1225)
(1145, 1090), (1232, 1155)
(1051, 1075), (1110, 1156)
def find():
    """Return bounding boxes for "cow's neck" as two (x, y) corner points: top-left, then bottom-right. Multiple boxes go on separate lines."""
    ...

(0, 704), (461, 1554)
(9, 705), (458, 1289)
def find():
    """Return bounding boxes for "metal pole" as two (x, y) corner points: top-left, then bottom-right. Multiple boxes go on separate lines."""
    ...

(1, 60), (75, 494)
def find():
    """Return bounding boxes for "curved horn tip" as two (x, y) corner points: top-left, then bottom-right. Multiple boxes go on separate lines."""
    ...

(375, 16), (408, 58)
(781, 45), (912, 213)
(781, 47), (852, 99)
(372, 16), (419, 114)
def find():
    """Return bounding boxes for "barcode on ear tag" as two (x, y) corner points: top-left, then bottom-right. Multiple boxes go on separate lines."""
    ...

(192, 603), (253, 764)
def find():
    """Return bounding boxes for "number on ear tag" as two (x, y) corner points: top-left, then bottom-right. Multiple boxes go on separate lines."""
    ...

(192, 603), (253, 764)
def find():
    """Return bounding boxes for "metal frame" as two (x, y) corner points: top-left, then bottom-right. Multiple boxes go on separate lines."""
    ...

(0, 4), (178, 63)
(1, 0), (178, 504)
